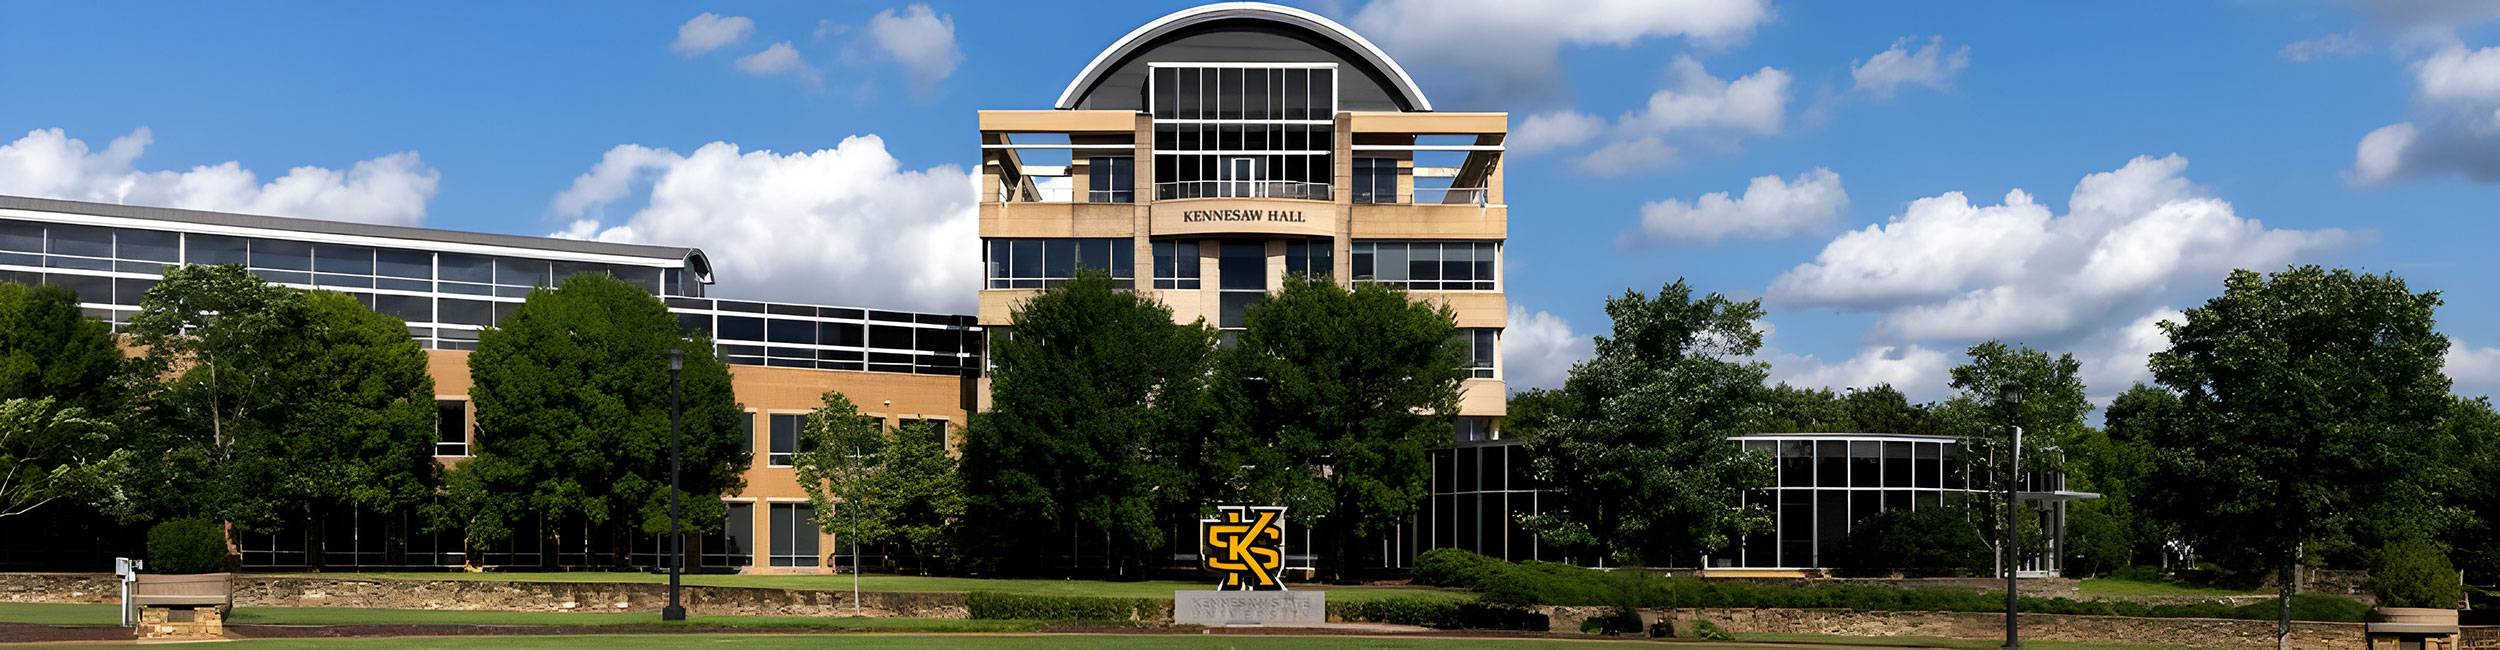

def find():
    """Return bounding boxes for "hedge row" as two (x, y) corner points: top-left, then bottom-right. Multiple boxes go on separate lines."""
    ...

(1327, 596), (1547, 630)
(1412, 549), (2370, 623)
(964, 592), (1162, 621)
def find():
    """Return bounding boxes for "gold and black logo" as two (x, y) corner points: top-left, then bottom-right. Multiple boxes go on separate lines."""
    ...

(1200, 505), (1287, 591)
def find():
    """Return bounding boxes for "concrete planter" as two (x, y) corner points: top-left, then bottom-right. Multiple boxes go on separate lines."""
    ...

(2369, 606), (2459, 625)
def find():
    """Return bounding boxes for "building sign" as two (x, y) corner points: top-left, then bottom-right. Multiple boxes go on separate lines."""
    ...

(1200, 505), (1287, 591)
(1179, 209), (1306, 223)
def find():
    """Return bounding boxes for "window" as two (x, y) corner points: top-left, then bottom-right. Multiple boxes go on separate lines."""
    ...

(1150, 64), (1335, 200)
(705, 502), (753, 567)
(1455, 417), (1492, 442)
(1088, 157), (1134, 203)
(1351, 241), (1497, 291)
(1218, 241), (1266, 329)
(739, 412), (755, 459)
(1152, 240), (1201, 289)
(1283, 240), (1331, 279)
(768, 414), (805, 467)
(768, 503), (819, 567)
(435, 400), (468, 456)
(1352, 158), (1397, 204)
(1459, 329), (1496, 378)
(984, 238), (1133, 289)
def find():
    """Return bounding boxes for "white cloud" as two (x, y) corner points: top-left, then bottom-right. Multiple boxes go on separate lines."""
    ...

(548, 135), (978, 313)
(1851, 36), (1970, 99)
(2452, 338), (2500, 397)
(1502, 306), (1591, 391)
(862, 4), (963, 92)
(2073, 307), (2183, 404)
(1347, 0), (1774, 106)
(1626, 167), (1847, 245)
(1766, 343), (1956, 403)
(2346, 44), (2500, 184)
(1771, 154), (2349, 342)
(0, 127), (438, 226)
(1559, 56), (1792, 174)
(672, 13), (755, 57)
(2339, 0), (2500, 48)
(2280, 31), (2369, 62)
(735, 42), (823, 89)
(1510, 111), (1607, 155)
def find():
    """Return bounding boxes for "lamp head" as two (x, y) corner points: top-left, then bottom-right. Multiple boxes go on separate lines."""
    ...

(2000, 380), (2025, 407)
(667, 348), (683, 371)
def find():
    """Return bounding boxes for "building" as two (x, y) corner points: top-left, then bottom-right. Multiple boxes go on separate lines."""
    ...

(1715, 433), (2094, 577)
(974, 2), (1513, 569)
(0, 194), (981, 572)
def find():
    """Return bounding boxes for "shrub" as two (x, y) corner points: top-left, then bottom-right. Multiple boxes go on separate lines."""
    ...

(2105, 565), (2168, 582)
(1413, 548), (1508, 590)
(1836, 505), (1990, 576)
(1691, 619), (1735, 640)
(964, 592), (1157, 621)
(1578, 607), (1640, 635)
(145, 518), (227, 573)
(1328, 596), (1545, 631)
(2371, 539), (2462, 609)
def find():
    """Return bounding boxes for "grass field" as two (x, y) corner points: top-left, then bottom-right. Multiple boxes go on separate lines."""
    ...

(263, 571), (1461, 602)
(2073, 577), (2266, 597)
(1738, 632), (2206, 650)
(13, 633), (1946, 649)
(0, 602), (1042, 631)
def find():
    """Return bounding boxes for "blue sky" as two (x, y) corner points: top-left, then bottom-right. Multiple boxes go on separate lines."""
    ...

(3, 1), (2496, 404)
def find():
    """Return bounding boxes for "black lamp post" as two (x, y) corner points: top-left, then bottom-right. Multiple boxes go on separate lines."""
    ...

(2000, 380), (2025, 649)
(662, 348), (686, 621)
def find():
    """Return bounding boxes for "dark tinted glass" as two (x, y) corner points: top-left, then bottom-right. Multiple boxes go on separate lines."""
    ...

(117, 229), (181, 262)
(375, 294), (432, 323)
(376, 249), (431, 279)
(767, 319), (814, 345)
(439, 253), (492, 283)
(0, 221), (40, 253)
(250, 239), (311, 270)
(496, 258), (550, 287)
(47, 225), (110, 258)
(718, 316), (763, 342)
(438, 299), (493, 326)
(315, 245), (374, 274)
(1220, 241), (1264, 291)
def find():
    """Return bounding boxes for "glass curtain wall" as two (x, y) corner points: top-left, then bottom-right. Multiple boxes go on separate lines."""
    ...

(1150, 64), (1336, 200)
(1721, 434), (2066, 574)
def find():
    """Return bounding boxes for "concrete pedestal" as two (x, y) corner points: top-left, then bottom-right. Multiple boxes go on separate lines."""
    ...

(1174, 590), (1325, 626)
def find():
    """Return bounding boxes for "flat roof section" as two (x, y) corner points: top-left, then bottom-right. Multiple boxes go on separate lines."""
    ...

(0, 194), (712, 281)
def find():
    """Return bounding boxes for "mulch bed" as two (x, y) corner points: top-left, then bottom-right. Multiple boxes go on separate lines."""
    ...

(228, 624), (825, 638)
(0, 622), (134, 643)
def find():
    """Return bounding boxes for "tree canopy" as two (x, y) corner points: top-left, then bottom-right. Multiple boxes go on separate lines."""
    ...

(1516, 280), (1775, 567)
(1214, 275), (1466, 579)
(0, 282), (127, 413)
(122, 265), (438, 532)
(795, 390), (966, 573)
(446, 272), (746, 556)
(961, 270), (1217, 573)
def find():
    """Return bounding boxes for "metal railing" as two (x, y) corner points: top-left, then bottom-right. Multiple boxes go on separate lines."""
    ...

(1155, 180), (1332, 201)
(1412, 187), (1489, 205)
(997, 182), (1073, 203)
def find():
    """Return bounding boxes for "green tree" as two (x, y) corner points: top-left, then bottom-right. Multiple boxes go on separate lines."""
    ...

(2434, 396), (2499, 582)
(2065, 383), (2180, 575)
(0, 397), (126, 518)
(1516, 280), (1775, 567)
(2142, 266), (2452, 649)
(1753, 383), (1944, 435)
(1943, 341), (2090, 577)
(961, 271), (1216, 575)
(0, 282), (128, 413)
(446, 273), (746, 567)
(124, 265), (439, 546)
(794, 391), (966, 574)
(1839, 504), (1991, 576)
(1215, 276), (1466, 580)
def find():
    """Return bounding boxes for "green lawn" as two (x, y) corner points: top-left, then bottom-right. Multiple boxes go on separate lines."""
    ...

(264, 571), (1461, 602)
(1737, 632), (2204, 650)
(2074, 577), (2265, 597)
(0, 602), (1039, 631)
(19, 633), (1941, 649)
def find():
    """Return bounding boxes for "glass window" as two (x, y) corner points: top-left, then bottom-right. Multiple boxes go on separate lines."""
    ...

(374, 249), (431, 280)
(870, 324), (913, 350)
(496, 258), (551, 287)
(375, 294), (431, 324)
(1008, 240), (1041, 285)
(820, 322), (862, 347)
(768, 414), (803, 466)
(439, 253), (492, 283)
(1464, 329), (1496, 378)
(1817, 441), (1847, 488)
(439, 299), (493, 326)
(1283, 239), (1331, 279)
(0, 220), (41, 254)
(46, 273), (112, 304)
(315, 245), (374, 275)
(709, 502), (753, 567)
(435, 400), (468, 456)
(767, 319), (814, 345)
(49, 225), (112, 258)
(251, 239), (312, 271)
(1219, 292), (1261, 329)
(718, 316), (764, 342)
(1850, 441), (1880, 488)
(1883, 441), (1913, 488)
(1916, 442), (1942, 489)
(113, 278), (156, 307)
(1088, 157), (1134, 203)
(1219, 241), (1264, 291)
(117, 229), (181, 263)
(769, 503), (818, 567)
(1779, 440), (1813, 488)
(1353, 158), (1397, 204)
(1153, 240), (1200, 289)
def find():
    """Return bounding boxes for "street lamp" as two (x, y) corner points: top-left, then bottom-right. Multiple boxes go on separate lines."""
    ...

(662, 348), (686, 622)
(1999, 380), (2025, 650)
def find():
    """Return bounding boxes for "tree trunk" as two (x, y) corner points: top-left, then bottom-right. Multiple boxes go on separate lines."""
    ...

(2276, 561), (2294, 650)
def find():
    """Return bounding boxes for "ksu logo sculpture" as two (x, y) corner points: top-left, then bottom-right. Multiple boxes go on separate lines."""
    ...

(1200, 505), (1287, 591)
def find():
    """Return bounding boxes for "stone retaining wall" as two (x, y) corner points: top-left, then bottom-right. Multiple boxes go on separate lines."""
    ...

(1536, 605), (2364, 649)
(0, 573), (962, 618)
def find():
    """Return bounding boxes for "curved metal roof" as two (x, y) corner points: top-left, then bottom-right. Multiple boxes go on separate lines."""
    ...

(1055, 2), (1432, 112)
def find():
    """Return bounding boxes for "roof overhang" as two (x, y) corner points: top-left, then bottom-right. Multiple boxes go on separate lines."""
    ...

(1055, 2), (1432, 112)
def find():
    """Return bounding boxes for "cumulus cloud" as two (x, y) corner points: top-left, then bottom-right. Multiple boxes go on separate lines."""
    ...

(1510, 111), (1607, 155)
(2346, 44), (2500, 184)
(2280, 31), (2369, 62)
(1758, 318), (1956, 403)
(2339, 0), (2500, 47)
(1347, 0), (1774, 107)
(2453, 338), (2500, 397)
(1626, 168), (1847, 245)
(1771, 154), (2349, 342)
(548, 136), (977, 313)
(861, 4), (963, 92)
(673, 13), (756, 56)
(735, 42), (823, 89)
(2073, 307), (2183, 404)
(1502, 306), (1592, 391)
(1851, 36), (1970, 99)
(1545, 56), (1791, 174)
(0, 127), (438, 226)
